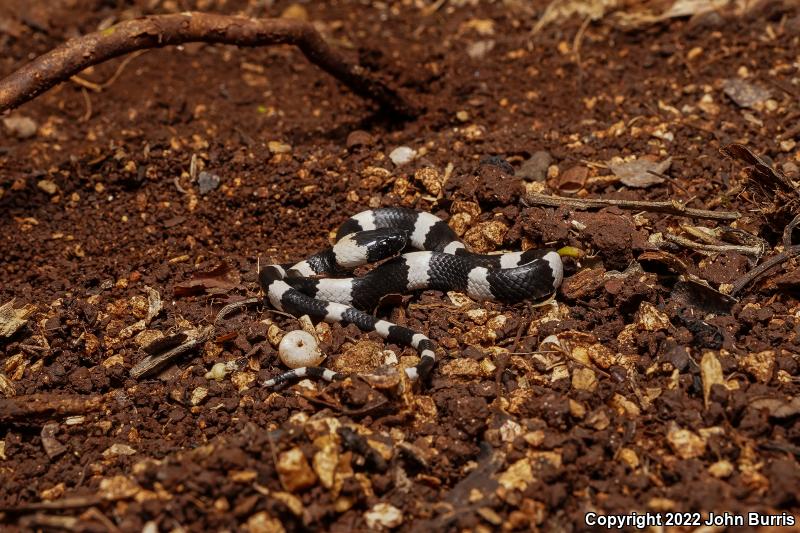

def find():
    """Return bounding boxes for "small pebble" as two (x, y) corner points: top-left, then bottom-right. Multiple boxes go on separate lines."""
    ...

(37, 179), (58, 195)
(389, 146), (416, 166)
(3, 115), (37, 139)
(517, 151), (552, 182)
(364, 503), (404, 529)
(197, 171), (221, 194)
(467, 40), (495, 59)
(479, 155), (514, 175)
(782, 161), (798, 180)
(268, 141), (292, 154)
(280, 3), (308, 20)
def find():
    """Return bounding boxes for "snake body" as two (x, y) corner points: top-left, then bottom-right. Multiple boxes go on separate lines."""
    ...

(260, 207), (563, 387)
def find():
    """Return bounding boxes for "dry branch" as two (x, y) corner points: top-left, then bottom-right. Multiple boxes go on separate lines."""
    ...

(524, 192), (741, 221)
(662, 233), (764, 257)
(729, 214), (800, 297)
(0, 393), (105, 423)
(0, 12), (417, 118)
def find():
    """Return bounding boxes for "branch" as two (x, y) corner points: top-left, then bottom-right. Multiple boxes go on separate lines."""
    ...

(0, 393), (106, 423)
(0, 12), (417, 118)
(661, 233), (764, 257)
(729, 214), (800, 297)
(729, 245), (800, 297)
(523, 192), (741, 221)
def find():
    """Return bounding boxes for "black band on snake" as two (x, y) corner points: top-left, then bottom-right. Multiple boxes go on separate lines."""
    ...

(259, 207), (563, 388)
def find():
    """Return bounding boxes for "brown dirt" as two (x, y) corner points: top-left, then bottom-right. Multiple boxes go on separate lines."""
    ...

(1, 0), (799, 531)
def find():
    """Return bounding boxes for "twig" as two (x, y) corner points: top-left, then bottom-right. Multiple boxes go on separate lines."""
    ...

(79, 88), (92, 122)
(0, 496), (103, 513)
(523, 192), (741, 221)
(572, 16), (591, 73)
(94, 49), (147, 90)
(0, 393), (106, 423)
(662, 233), (764, 256)
(729, 245), (800, 297)
(70, 75), (102, 92)
(215, 297), (261, 324)
(0, 12), (417, 118)
(783, 213), (800, 249)
(729, 215), (800, 297)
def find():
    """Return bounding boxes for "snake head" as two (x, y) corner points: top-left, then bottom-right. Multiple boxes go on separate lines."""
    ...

(333, 228), (410, 268)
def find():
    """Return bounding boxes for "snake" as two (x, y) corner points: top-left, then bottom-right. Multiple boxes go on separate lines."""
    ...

(259, 207), (564, 387)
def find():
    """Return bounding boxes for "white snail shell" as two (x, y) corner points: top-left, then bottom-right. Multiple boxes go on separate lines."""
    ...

(278, 330), (324, 369)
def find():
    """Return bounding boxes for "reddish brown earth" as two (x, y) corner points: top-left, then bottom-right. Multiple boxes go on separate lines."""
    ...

(1, 1), (799, 531)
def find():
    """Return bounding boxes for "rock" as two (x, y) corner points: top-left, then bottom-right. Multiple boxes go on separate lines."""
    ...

(572, 367), (597, 391)
(280, 3), (308, 21)
(662, 344), (689, 371)
(467, 40), (495, 59)
(197, 171), (221, 194)
(268, 141), (292, 154)
(740, 350), (775, 383)
(497, 458), (533, 491)
(37, 179), (58, 195)
(276, 448), (317, 492)
(708, 460), (734, 478)
(388, 146), (416, 166)
(635, 302), (672, 331)
(666, 423), (706, 459)
(346, 130), (374, 149)
(479, 155), (514, 175)
(364, 503), (403, 530)
(782, 161), (799, 180)
(618, 447), (640, 469)
(246, 511), (286, 533)
(518, 151), (552, 182)
(3, 115), (37, 138)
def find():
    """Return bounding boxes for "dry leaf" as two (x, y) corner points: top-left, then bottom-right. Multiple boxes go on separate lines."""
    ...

(609, 157), (672, 188)
(700, 351), (724, 408)
(749, 396), (800, 419)
(174, 263), (241, 297)
(0, 300), (36, 338)
(722, 79), (771, 109)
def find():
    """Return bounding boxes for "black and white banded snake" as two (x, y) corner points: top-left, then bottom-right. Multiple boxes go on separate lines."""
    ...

(259, 207), (563, 387)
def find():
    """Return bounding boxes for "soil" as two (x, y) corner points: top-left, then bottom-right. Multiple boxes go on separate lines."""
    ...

(1, 0), (799, 532)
